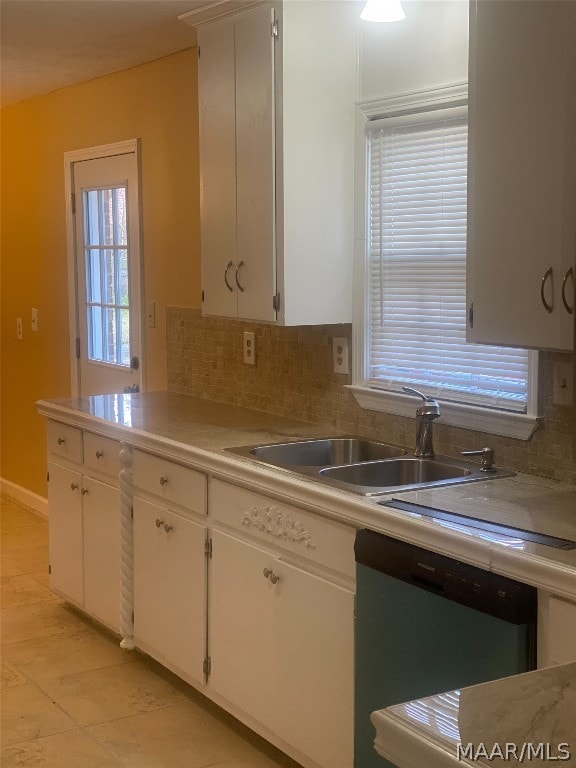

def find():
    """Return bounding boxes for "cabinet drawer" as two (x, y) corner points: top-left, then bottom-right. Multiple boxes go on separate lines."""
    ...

(83, 432), (121, 479)
(210, 478), (355, 578)
(47, 421), (83, 464)
(132, 450), (207, 515)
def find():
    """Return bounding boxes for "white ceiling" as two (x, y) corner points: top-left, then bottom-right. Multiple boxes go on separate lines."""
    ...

(0, 0), (211, 106)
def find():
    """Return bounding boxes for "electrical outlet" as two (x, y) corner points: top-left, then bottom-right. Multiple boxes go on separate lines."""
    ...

(243, 331), (256, 365)
(553, 361), (574, 406)
(16, 317), (23, 340)
(333, 337), (349, 374)
(31, 307), (38, 331)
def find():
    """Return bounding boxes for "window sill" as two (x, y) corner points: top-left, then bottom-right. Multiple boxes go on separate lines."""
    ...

(347, 385), (540, 441)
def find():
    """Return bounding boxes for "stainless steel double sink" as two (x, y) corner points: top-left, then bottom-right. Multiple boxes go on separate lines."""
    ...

(226, 437), (514, 496)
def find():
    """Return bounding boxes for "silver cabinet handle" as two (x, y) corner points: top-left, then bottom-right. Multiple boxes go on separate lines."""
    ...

(155, 518), (164, 528)
(540, 267), (554, 313)
(58, 437), (66, 445)
(95, 450), (104, 459)
(235, 261), (245, 292)
(159, 476), (168, 486)
(562, 267), (574, 314)
(224, 260), (234, 292)
(70, 482), (79, 491)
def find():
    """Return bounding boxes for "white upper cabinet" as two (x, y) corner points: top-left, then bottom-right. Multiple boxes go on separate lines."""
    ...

(198, 1), (357, 325)
(467, 0), (576, 350)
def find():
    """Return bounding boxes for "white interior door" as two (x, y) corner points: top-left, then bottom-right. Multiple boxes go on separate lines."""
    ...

(72, 151), (142, 396)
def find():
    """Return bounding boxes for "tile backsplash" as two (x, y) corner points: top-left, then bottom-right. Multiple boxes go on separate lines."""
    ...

(167, 308), (576, 484)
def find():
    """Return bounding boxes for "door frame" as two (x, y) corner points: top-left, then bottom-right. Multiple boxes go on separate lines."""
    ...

(64, 139), (144, 397)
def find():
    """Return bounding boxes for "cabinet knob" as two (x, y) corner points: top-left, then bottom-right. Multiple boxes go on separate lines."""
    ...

(81, 488), (89, 496)
(70, 482), (79, 491)
(159, 476), (168, 486)
(263, 567), (280, 584)
(155, 518), (164, 528)
(95, 450), (104, 459)
(163, 524), (174, 533)
(58, 437), (66, 445)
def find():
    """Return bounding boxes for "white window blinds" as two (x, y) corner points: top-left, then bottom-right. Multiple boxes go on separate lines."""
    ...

(367, 110), (530, 412)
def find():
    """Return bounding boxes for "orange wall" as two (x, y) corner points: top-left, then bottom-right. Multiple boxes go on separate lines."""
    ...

(1, 49), (201, 498)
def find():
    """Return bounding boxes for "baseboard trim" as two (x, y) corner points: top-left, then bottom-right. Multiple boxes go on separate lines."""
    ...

(1, 479), (48, 519)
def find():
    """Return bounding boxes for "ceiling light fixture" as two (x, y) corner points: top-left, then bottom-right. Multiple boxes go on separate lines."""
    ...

(360, 0), (406, 23)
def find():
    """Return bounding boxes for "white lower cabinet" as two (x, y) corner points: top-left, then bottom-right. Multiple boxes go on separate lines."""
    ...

(133, 497), (207, 684)
(48, 460), (120, 632)
(538, 591), (576, 667)
(209, 528), (354, 768)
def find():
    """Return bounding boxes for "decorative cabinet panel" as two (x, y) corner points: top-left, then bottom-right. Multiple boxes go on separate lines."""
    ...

(133, 497), (207, 684)
(467, 0), (576, 350)
(198, 1), (357, 325)
(209, 529), (354, 768)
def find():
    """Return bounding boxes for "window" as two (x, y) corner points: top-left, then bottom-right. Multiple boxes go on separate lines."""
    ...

(351, 89), (538, 440)
(83, 186), (131, 367)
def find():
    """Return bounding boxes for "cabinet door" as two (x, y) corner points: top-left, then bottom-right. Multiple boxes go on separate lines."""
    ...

(210, 530), (354, 768)
(198, 18), (238, 318)
(82, 477), (120, 632)
(209, 530), (276, 730)
(272, 560), (354, 768)
(235, 4), (276, 322)
(48, 462), (84, 606)
(467, 0), (576, 350)
(133, 498), (206, 683)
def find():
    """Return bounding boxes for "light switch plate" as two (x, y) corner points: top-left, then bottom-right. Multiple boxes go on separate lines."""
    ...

(553, 361), (574, 406)
(333, 337), (349, 375)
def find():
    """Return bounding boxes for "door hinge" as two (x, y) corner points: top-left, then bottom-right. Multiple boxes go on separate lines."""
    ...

(272, 293), (280, 312)
(47, 471), (50, 482)
(203, 655), (212, 680)
(131, 506), (134, 520)
(201, 290), (205, 303)
(272, 18), (279, 39)
(71, 192), (76, 214)
(75, 337), (80, 359)
(468, 302), (474, 329)
(48, 564), (51, 575)
(204, 537), (213, 559)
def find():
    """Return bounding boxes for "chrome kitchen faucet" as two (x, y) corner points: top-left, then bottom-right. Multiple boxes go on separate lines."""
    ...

(402, 386), (441, 458)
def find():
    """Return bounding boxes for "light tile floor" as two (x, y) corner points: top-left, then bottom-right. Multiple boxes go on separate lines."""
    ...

(1, 494), (302, 768)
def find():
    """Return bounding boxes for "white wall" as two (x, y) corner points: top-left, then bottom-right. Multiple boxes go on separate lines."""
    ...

(359, 0), (469, 102)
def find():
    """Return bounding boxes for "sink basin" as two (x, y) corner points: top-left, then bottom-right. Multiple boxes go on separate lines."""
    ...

(227, 438), (406, 468)
(226, 439), (514, 495)
(319, 457), (512, 496)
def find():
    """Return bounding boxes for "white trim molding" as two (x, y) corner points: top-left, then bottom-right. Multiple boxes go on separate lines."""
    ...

(1, 479), (49, 519)
(348, 385), (540, 441)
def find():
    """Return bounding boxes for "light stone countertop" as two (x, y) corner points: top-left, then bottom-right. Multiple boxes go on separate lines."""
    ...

(36, 391), (576, 600)
(371, 661), (576, 767)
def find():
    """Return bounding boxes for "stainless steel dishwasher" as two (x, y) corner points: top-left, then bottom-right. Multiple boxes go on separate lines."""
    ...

(354, 529), (537, 768)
